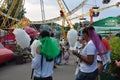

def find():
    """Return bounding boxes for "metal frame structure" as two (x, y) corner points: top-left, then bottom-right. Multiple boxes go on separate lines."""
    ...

(0, 0), (119, 27)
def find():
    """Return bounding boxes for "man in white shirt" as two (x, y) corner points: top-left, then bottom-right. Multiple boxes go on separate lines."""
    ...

(32, 53), (54, 80)
(31, 30), (54, 80)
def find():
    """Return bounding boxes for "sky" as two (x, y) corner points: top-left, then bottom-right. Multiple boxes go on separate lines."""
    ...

(24, 0), (120, 24)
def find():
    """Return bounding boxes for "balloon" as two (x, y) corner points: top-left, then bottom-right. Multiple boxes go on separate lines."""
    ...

(13, 28), (31, 49)
(67, 29), (78, 50)
(24, 27), (38, 38)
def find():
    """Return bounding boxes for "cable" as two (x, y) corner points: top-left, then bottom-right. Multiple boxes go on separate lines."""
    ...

(62, 0), (70, 12)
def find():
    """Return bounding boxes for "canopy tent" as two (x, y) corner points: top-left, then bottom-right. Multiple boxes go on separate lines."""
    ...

(92, 17), (120, 27)
(92, 17), (120, 35)
(97, 29), (119, 37)
(95, 27), (120, 36)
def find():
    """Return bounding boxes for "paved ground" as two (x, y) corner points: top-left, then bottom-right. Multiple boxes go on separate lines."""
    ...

(0, 54), (77, 80)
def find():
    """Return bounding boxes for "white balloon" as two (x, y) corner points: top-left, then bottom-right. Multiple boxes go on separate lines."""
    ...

(67, 29), (78, 50)
(13, 28), (31, 49)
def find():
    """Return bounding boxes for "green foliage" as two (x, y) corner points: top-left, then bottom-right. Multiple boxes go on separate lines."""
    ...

(7, 0), (26, 19)
(108, 37), (120, 79)
(0, 0), (26, 28)
(117, 15), (120, 18)
(109, 37), (120, 61)
(64, 26), (70, 32)
(73, 23), (79, 30)
(14, 45), (24, 55)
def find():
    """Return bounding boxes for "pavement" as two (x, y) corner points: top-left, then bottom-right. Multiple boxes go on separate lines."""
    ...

(0, 54), (77, 80)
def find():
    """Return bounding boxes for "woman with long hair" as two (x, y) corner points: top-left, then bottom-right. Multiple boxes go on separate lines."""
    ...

(72, 26), (106, 80)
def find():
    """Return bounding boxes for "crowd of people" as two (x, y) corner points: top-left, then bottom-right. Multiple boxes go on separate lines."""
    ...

(72, 26), (120, 80)
(28, 29), (71, 80)
(23, 25), (120, 80)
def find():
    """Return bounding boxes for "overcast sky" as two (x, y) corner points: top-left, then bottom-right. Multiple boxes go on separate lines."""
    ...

(24, 0), (120, 24)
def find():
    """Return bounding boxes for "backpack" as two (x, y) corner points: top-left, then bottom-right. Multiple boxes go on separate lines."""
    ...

(40, 37), (60, 60)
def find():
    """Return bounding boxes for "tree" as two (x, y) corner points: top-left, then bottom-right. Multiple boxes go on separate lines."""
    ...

(74, 23), (79, 30)
(117, 15), (120, 18)
(7, 0), (26, 19)
(0, 0), (26, 28)
(108, 37), (120, 79)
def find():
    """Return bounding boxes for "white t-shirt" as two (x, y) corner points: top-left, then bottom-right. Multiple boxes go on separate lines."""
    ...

(80, 40), (98, 73)
(32, 54), (54, 78)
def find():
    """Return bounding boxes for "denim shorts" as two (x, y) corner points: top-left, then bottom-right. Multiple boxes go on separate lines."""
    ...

(75, 69), (98, 80)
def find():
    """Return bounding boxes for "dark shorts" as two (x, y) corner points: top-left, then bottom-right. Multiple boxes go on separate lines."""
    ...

(75, 69), (98, 80)
(34, 76), (52, 80)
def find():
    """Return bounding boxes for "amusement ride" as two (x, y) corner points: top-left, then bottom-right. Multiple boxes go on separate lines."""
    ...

(0, 1), (120, 80)
(0, 0), (119, 38)
(0, 0), (119, 27)
(0, 0), (120, 64)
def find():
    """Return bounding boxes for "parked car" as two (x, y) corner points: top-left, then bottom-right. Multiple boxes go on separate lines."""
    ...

(0, 43), (14, 64)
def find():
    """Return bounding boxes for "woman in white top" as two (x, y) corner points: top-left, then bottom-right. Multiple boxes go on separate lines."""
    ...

(72, 26), (101, 80)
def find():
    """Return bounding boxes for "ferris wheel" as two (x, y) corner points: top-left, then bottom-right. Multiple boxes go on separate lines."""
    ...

(0, 0), (89, 28)
(0, 0), (120, 29)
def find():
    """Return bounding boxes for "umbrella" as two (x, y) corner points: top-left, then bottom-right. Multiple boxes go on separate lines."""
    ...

(24, 27), (38, 38)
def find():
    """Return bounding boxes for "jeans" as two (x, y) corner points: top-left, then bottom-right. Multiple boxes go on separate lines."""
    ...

(75, 69), (98, 80)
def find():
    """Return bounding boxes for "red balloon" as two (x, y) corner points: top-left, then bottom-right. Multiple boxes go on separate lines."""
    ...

(24, 27), (38, 38)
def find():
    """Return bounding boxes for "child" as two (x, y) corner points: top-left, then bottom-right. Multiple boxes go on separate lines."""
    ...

(63, 48), (70, 64)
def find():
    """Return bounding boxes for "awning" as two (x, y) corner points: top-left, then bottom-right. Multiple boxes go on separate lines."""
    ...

(92, 17), (120, 27)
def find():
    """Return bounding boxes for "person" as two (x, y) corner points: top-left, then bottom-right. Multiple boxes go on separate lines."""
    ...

(32, 30), (54, 80)
(95, 34), (111, 80)
(74, 37), (85, 64)
(50, 32), (61, 67)
(55, 44), (63, 65)
(23, 47), (33, 61)
(97, 34), (111, 72)
(30, 39), (40, 58)
(115, 60), (120, 67)
(63, 48), (70, 64)
(72, 26), (104, 80)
